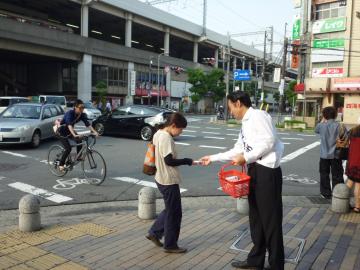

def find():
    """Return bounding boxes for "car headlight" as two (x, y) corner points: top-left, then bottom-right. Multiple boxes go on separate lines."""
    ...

(145, 114), (165, 126)
(14, 125), (31, 132)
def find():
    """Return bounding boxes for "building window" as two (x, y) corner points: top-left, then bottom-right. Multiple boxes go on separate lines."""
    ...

(62, 64), (77, 92)
(315, 2), (347, 20)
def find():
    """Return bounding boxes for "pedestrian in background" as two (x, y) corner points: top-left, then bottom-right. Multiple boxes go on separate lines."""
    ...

(146, 112), (194, 253)
(315, 106), (344, 199)
(105, 100), (111, 113)
(345, 117), (360, 213)
(200, 91), (285, 270)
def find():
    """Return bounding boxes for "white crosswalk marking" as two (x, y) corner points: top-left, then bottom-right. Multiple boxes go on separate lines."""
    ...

(180, 134), (196, 137)
(8, 182), (73, 203)
(205, 127), (221, 130)
(204, 136), (225, 140)
(113, 177), (187, 193)
(183, 130), (197, 133)
(226, 134), (238, 136)
(2, 151), (28, 158)
(202, 131), (221, 135)
(281, 137), (304, 141)
(281, 141), (320, 163)
(199, 145), (227, 149)
(226, 129), (239, 131)
(175, 142), (190, 146)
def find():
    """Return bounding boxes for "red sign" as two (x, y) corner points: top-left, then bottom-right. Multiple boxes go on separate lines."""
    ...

(334, 78), (360, 90)
(291, 40), (300, 69)
(294, 83), (305, 93)
(346, 103), (360, 109)
(312, 68), (343, 78)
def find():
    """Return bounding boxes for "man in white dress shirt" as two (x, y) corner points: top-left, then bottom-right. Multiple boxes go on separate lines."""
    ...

(200, 91), (284, 270)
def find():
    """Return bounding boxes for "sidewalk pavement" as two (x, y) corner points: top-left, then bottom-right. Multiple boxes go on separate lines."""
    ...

(1, 196), (360, 270)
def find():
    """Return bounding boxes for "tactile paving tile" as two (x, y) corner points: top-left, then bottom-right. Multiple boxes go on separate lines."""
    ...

(51, 229), (86, 241)
(0, 236), (23, 249)
(0, 243), (30, 256)
(41, 225), (71, 235)
(340, 212), (360, 223)
(70, 223), (115, 237)
(0, 255), (20, 270)
(24, 253), (68, 270)
(50, 261), (89, 270)
(8, 264), (35, 270)
(7, 246), (48, 262)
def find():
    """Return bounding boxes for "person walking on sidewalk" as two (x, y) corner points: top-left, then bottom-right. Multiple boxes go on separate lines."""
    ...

(315, 106), (344, 199)
(345, 118), (360, 213)
(200, 91), (285, 270)
(146, 112), (194, 253)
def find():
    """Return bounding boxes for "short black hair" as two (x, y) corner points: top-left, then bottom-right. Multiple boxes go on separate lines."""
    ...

(322, 106), (337, 120)
(227, 91), (252, 108)
(74, 99), (84, 108)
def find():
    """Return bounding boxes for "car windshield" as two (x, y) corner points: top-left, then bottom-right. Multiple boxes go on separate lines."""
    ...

(1, 105), (41, 119)
(84, 102), (96, 109)
(45, 96), (65, 106)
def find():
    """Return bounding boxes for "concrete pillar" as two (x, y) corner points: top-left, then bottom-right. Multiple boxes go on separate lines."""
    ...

(125, 13), (133, 48)
(19, 195), (41, 232)
(193, 41), (198, 63)
(332, 184), (350, 213)
(138, 187), (156, 219)
(77, 54), (92, 102)
(164, 27), (170, 56)
(126, 61), (135, 105)
(81, 4), (89, 37)
(214, 48), (219, 68)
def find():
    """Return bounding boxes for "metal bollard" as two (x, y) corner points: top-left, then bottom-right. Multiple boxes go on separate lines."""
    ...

(332, 184), (350, 213)
(138, 187), (156, 220)
(236, 197), (249, 215)
(19, 195), (41, 232)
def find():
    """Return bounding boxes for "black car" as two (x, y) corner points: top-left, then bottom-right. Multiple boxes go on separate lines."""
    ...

(92, 105), (174, 141)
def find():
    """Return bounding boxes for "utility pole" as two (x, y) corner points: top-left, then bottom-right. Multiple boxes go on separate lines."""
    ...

(241, 57), (246, 91)
(202, 0), (207, 37)
(280, 23), (288, 113)
(261, 30), (267, 103)
(269, 26), (274, 61)
(225, 32), (231, 120)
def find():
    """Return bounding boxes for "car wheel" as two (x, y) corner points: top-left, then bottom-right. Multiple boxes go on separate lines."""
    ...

(30, 131), (41, 148)
(140, 125), (154, 141)
(94, 123), (105, 135)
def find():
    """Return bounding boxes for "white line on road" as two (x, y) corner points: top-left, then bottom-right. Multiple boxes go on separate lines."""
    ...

(281, 137), (304, 141)
(226, 134), (238, 136)
(297, 134), (316, 137)
(283, 142), (291, 145)
(277, 132), (290, 135)
(205, 127), (221, 130)
(8, 182), (73, 203)
(188, 126), (201, 129)
(203, 136), (225, 140)
(1, 151), (28, 158)
(175, 142), (191, 146)
(281, 141), (320, 163)
(113, 177), (187, 193)
(226, 129), (239, 131)
(179, 134), (196, 137)
(199, 145), (227, 150)
(202, 131), (221, 135)
(183, 130), (197, 133)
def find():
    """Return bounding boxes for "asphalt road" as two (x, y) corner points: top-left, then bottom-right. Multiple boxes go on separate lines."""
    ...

(0, 115), (337, 210)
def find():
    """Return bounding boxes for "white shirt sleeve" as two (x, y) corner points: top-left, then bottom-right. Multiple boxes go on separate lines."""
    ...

(210, 133), (244, 162)
(243, 112), (276, 164)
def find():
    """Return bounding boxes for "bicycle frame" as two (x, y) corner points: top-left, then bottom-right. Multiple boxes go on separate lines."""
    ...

(67, 135), (96, 168)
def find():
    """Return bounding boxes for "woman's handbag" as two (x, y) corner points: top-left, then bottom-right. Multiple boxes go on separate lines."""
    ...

(334, 124), (349, 160)
(143, 143), (156, 175)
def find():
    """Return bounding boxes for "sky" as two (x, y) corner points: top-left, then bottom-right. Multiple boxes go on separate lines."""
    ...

(139, 0), (295, 57)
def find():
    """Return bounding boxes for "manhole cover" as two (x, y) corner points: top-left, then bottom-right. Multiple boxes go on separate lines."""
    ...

(230, 228), (305, 264)
(307, 196), (330, 204)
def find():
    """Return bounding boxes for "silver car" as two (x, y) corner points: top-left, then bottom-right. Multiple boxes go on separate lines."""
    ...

(0, 103), (64, 148)
(83, 102), (102, 120)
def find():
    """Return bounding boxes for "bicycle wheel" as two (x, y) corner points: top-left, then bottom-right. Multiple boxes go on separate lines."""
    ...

(47, 145), (67, 177)
(82, 150), (107, 185)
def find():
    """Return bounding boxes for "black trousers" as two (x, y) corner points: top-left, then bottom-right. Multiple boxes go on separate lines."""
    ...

(319, 158), (344, 197)
(246, 163), (284, 270)
(59, 137), (81, 166)
(149, 182), (182, 249)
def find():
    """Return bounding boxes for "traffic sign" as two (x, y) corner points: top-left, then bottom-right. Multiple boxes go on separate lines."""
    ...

(234, 69), (251, 81)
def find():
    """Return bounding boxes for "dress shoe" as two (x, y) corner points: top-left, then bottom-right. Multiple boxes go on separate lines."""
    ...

(163, 246), (187, 253)
(146, 234), (163, 247)
(231, 260), (262, 269)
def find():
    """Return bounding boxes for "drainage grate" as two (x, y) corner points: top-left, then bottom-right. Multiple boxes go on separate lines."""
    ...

(307, 196), (331, 204)
(230, 228), (305, 264)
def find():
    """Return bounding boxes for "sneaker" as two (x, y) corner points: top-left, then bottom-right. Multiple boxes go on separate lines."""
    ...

(163, 246), (187, 253)
(146, 234), (163, 247)
(320, 194), (332, 200)
(230, 260), (261, 269)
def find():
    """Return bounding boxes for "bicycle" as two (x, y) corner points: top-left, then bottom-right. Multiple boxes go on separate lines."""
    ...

(47, 134), (107, 185)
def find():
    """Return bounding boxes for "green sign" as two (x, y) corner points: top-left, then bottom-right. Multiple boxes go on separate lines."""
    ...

(292, 18), (301, 40)
(313, 38), (345, 49)
(313, 17), (346, 34)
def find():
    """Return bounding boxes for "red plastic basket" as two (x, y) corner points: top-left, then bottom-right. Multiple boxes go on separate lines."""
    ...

(218, 163), (251, 198)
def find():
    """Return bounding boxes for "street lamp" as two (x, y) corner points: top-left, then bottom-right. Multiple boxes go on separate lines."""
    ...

(148, 56), (154, 105)
(157, 52), (165, 107)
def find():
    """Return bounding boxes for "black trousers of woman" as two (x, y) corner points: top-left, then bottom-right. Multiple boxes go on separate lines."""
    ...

(59, 136), (82, 166)
(319, 158), (344, 198)
(246, 163), (284, 270)
(148, 182), (182, 249)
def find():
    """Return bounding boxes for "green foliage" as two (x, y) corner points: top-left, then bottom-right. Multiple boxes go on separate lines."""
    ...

(285, 80), (297, 105)
(95, 81), (107, 111)
(187, 68), (226, 103)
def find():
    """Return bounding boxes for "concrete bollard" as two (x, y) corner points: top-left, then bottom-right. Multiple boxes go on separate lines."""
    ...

(138, 187), (156, 220)
(332, 184), (350, 213)
(236, 197), (249, 215)
(19, 195), (41, 232)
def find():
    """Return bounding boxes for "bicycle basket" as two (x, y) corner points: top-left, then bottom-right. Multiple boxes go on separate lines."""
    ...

(218, 163), (250, 198)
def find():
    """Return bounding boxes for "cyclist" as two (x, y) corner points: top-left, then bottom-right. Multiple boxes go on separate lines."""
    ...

(58, 99), (99, 171)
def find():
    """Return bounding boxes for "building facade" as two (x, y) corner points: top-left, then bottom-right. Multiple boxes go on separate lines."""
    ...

(293, 0), (360, 126)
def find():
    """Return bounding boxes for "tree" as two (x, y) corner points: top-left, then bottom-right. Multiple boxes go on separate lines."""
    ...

(187, 68), (226, 105)
(285, 80), (297, 106)
(95, 81), (107, 111)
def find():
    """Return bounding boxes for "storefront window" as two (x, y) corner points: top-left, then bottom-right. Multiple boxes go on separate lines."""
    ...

(315, 2), (346, 20)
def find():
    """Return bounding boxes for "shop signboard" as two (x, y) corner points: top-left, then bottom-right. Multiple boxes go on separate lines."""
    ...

(311, 49), (344, 63)
(130, 71), (136, 95)
(292, 15), (301, 40)
(334, 78), (360, 90)
(313, 38), (345, 49)
(312, 17), (346, 34)
(291, 40), (300, 68)
(312, 68), (344, 78)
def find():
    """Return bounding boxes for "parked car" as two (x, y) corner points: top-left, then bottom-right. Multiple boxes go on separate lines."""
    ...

(92, 105), (173, 141)
(83, 101), (102, 120)
(30, 95), (67, 111)
(0, 103), (64, 147)
(0, 96), (29, 113)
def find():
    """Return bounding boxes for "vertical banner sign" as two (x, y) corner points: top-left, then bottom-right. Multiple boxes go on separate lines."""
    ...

(130, 71), (136, 95)
(278, 79), (285, 96)
(292, 14), (301, 40)
(273, 68), (281, 83)
(291, 40), (300, 69)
